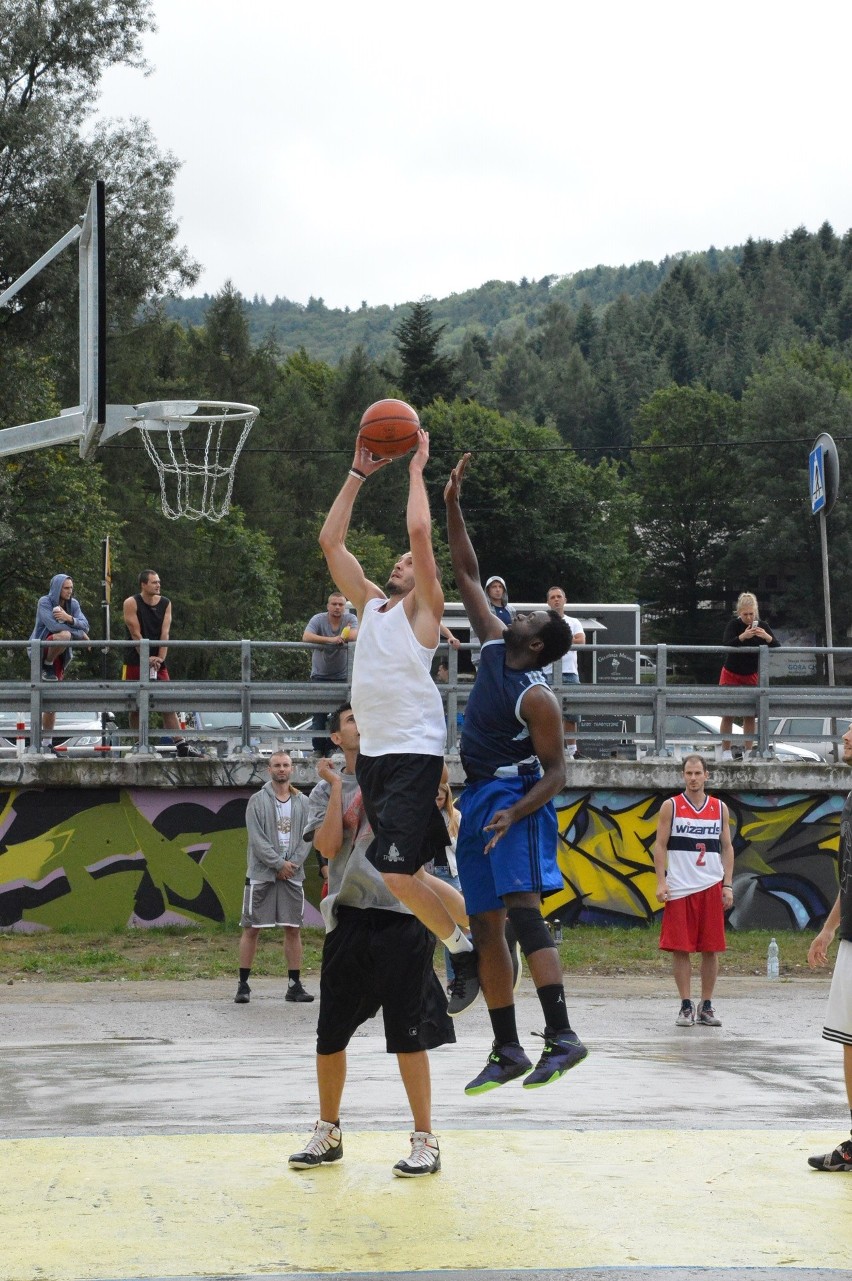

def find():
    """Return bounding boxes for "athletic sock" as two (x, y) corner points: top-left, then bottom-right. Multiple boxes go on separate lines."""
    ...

(239, 968), (251, 985)
(489, 1004), (521, 1047)
(288, 970), (300, 986)
(442, 926), (474, 954)
(43, 737), (52, 747)
(537, 983), (571, 1033)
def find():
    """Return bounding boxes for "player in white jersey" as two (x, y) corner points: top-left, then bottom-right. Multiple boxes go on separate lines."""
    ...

(319, 428), (477, 1015)
(653, 754), (735, 1027)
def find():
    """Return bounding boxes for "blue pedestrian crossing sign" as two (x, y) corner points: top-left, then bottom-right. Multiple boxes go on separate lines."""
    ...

(810, 445), (826, 514)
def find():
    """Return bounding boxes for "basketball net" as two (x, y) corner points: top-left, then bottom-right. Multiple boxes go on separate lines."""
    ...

(134, 402), (258, 521)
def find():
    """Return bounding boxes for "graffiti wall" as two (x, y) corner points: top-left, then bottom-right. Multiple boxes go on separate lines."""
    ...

(0, 784), (844, 932)
(0, 787), (324, 933)
(545, 787), (843, 932)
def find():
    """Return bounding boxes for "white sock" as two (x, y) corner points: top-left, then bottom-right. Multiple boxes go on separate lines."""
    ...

(442, 926), (474, 955)
(43, 737), (52, 747)
(566, 745), (577, 757)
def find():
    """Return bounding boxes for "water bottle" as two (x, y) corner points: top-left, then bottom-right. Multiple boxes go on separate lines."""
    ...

(767, 937), (779, 979)
(553, 918), (563, 943)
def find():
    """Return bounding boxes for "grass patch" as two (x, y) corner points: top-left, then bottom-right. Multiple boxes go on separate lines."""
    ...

(0, 923), (824, 983)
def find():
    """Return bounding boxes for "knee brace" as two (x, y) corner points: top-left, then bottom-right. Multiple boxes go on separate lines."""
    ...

(507, 905), (555, 958)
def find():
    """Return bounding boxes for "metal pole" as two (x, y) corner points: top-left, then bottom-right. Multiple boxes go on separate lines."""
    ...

(820, 509), (838, 760)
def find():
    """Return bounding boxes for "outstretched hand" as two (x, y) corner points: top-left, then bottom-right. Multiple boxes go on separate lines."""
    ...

(444, 452), (472, 505)
(352, 438), (393, 477)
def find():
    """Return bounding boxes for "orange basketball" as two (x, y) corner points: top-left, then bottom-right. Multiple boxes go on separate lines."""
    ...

(358, 399), (420, 459)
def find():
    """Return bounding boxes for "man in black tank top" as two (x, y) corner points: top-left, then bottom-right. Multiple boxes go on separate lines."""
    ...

(807, 722), (852, 1171)
(122, 569), (202, 757)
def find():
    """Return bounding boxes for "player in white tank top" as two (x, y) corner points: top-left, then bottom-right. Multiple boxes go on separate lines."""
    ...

(317, 427), (476, 1013)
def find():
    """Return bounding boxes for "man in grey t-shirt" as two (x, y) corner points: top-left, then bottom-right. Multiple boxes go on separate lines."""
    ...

(289, 702), (454, 1179)
(302, 592), (358, 756)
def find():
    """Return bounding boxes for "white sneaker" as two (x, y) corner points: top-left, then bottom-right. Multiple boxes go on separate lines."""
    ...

(289, 1119), (342, 1168)
(393, 1131), (441, 1177)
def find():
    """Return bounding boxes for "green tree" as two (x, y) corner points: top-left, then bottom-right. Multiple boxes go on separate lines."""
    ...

(629, 385), (747, 674)
(0, 0), (198, 405)
(394, 301), (458, 407)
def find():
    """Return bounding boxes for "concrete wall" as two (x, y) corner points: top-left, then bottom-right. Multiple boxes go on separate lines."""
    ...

(0, 758), (846, 932)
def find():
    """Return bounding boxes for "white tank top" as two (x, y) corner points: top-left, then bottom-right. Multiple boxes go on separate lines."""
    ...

(351, 596), (446, 756)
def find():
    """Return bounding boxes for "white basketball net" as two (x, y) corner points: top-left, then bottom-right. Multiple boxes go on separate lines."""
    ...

(133, 401), (258, 521)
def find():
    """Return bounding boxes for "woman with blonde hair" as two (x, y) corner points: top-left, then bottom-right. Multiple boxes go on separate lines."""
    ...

(718, 592), (779, 759)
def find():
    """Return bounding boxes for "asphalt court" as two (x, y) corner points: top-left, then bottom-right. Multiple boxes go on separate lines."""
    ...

(1, 975), (851, 1280)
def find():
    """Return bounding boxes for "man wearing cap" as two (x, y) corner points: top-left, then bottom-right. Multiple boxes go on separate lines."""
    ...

(472, 576), (514, 667)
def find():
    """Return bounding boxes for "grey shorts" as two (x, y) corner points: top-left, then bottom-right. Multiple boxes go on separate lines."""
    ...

(823, 937), (852, 1046)
(240, 877), (304, 928)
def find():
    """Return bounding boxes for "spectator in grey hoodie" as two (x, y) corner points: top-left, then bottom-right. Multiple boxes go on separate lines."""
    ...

(29, 572), (90, 754)
(234, 751), (314, 1005)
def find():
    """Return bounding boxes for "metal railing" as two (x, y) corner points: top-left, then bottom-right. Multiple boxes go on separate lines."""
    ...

(5, 637), (852, 758)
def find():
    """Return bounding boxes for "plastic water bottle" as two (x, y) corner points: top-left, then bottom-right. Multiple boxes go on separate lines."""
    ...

(767, 937), (779, 979)
(553, 918), (563, 943)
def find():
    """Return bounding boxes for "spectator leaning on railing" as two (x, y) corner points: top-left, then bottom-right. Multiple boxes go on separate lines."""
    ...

(718, 592), (780, 760)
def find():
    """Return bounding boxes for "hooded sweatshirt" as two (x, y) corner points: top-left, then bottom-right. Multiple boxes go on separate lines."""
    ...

(29, 573), (90, 670)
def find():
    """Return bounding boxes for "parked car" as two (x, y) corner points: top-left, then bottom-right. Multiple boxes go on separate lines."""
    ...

(188, 710), (307, 755)
(0, 712), (117, 755)
(635, 713), (822, 762)
(766, 716), (845, 763)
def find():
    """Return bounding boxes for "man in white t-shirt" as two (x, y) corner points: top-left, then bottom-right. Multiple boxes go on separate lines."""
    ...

(545, 586), (585, 758)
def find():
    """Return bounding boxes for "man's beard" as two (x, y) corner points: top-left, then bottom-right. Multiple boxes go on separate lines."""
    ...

(385, 579), (404, 597)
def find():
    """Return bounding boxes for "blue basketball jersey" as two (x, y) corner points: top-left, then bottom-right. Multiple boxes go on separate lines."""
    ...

(460, 638), (548, 781)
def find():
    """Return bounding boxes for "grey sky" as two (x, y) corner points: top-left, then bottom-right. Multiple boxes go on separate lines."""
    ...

(95, 0), (852, 310)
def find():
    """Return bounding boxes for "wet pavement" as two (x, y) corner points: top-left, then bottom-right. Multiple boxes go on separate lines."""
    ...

(1, 974), (851, 1279)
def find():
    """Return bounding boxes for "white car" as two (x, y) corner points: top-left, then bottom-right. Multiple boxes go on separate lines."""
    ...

(766, 716), (844, 763)
(635, 713), (822, 762)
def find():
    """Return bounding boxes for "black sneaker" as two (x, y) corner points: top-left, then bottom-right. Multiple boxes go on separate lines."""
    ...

(465, 1041), (532, 1095)
(234, 981), (250, 1004)
(808, 1138), (852, 1171)
(285, 980), (314, 1003)
(289, 1120), (342, 1168)
(176, 740), (206, 758)
(41, 665), (59, 681)
(523, 1028), (588, 1088)
(446, 949), (480, 1016)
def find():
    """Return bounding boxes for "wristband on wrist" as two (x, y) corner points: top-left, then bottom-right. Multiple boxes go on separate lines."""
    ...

(349, 467), (367, 481)
(723, 884), (733, 889)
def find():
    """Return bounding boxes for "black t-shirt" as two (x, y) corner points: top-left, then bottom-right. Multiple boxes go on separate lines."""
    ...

(839, 791), (852, 942)
(127, 593), (169, 659)
(720, 616), (780, 676)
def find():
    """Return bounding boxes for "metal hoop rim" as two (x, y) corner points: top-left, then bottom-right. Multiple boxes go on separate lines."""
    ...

(130, 400), (259, 427)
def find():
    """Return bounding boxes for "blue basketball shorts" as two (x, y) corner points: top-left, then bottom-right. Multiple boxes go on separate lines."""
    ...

(455, 774), (562, 915)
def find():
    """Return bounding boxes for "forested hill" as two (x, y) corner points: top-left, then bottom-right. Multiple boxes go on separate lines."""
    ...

(163, 244), (743, 364)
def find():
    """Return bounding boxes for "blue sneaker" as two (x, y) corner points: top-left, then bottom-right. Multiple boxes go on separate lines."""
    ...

(465, 1041), (532, 1095)
(523, 1028), (588, 1089)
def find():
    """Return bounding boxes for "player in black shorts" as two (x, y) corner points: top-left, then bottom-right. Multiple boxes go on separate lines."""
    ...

(288, 705), (454, 1179)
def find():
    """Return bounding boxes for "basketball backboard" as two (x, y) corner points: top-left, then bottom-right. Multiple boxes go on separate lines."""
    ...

(0, 180), (106, 459)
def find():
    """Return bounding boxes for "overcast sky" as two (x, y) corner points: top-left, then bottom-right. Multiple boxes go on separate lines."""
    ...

(95, 0), (852, 311)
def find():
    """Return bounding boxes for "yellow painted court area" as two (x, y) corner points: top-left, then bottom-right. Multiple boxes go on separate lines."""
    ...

(3, 1128), (851, 1279)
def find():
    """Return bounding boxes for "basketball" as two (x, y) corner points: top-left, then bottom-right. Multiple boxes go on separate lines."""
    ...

(358, 399), (420, 459)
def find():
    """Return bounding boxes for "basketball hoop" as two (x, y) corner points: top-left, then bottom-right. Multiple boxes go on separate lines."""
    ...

(131, 400), (258, 521)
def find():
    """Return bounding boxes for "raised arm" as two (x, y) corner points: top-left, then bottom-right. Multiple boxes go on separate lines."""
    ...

(319, 441), (390, 612)
(444, 453), (503, 644)
(404, 431), (444, 646)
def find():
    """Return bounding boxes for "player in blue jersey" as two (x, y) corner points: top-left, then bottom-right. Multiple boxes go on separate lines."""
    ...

(444, 453), (589, 1094)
